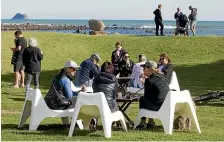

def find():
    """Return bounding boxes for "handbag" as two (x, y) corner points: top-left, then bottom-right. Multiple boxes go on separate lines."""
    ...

(52, 79), (73, 109)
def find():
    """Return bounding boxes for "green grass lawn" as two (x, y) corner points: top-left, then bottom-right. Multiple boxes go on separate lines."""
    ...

(1, 31), (224, 141)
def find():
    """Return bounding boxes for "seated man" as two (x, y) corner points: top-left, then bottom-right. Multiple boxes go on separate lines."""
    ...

(175, 14), (189, 36)
(130, 54), (147, 88)
(44, 61), (86, 110)
(74, 53), (101, 87)
(136, 61), (170, 130)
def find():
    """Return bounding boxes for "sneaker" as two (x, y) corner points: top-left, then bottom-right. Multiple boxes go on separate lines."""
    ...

(146, 122), (156, 129)
(135, 123), (146, 130)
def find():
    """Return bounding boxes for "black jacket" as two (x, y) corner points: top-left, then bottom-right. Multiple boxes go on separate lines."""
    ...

(44, 68), (72, 110)
(22, 46), (43, 73)
(92, 72), (118, 111)
(153, 9), (163, 21)
(74, 58), (100, 86)
(118, 60), (134, 77)
(144, 73), (170, 110)
(160, 63), (173, 84)
(174, 12), (183, 20)
(111, 49), (126, 69)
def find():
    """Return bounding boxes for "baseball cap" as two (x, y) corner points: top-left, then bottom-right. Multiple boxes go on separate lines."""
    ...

(140, 61), (158, 69)
(64, 61), (80, 69)
(91, 53), (101, 62)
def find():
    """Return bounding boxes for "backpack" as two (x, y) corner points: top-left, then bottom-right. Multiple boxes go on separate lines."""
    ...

(191, 8), (197, 20)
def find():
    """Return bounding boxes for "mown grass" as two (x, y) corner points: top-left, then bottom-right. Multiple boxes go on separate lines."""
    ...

(1, 31), (224, 141)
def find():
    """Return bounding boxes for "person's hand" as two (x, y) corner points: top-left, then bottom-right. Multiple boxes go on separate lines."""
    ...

(41, 50), (43, 54)
(80, 85), (87, 92)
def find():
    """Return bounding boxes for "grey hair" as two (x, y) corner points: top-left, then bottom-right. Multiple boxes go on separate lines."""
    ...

(138, 54), (147, 62)
(28, 38), (38, 47)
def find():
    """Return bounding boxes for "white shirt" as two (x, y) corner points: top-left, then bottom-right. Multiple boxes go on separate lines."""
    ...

(131, 61), (146, 88)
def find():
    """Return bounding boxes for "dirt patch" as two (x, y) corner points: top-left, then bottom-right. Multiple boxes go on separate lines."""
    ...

(1, 110), (21, 115)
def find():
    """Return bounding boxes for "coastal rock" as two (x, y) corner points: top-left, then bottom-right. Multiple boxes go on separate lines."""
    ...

(88, 19), (105, 31)
(12, 13), (28, 20)
(89, 31), (107, 35)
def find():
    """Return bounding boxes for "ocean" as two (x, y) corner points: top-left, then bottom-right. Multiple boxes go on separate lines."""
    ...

(2, 19), (224, 36)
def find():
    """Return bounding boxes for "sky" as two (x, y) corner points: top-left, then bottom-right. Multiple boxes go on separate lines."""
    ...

(1, 0), (224, 21)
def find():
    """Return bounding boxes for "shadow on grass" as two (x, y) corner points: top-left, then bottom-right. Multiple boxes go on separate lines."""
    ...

(195, 101), (224, 107)
(2, 124), (100, 136)
(9, 97), (25, 102)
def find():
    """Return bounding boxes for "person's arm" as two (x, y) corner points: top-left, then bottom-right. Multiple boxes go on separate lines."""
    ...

(37, 48), (44, 61)
(60, 77), (77, 99)
(111, 51), (115, 64)
(11, 38), (22, 51)
(162, 64), (173, 82)
(92, 64), (100, 78)
(174, 12), (177, 19)
(159, 10), (163, 21)
(22, 49), (28, 66)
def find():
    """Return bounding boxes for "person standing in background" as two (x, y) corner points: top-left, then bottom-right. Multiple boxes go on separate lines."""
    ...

(174, 7), (183, 28)
(22, 38), (43, 93)
(189, 6), (198, 36)
(153, 4), (165, 36)
(10, 30), (27, 88)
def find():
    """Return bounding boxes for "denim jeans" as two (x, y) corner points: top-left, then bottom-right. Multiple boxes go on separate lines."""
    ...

(25, 72), (40, 91)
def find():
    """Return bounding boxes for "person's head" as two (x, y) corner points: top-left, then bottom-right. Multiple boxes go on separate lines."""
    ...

(177, 7), (180, 12)
(115, 41), (122, 50)
(141, 61), (159, 77)
(159, 53), (171, 65)
(14, 30), (23, 39)
(158, 4), (162, 9)
(101, 61), (114, 74)
(90, 53), (101, 64)
(123, 52), (130, 62)
(138, 54), (147, 62)
(189, 6), (193, 10)
(28, 38), (38, 47)
(64, 61), (79, 77)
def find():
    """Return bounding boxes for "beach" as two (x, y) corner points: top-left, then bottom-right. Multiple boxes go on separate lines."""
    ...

(2, 19), (224, 36)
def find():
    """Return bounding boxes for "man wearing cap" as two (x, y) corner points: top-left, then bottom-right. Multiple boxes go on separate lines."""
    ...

(74, 53), (101, 87)
(45, 61), (86, 110)
(136, 61), (170, 130)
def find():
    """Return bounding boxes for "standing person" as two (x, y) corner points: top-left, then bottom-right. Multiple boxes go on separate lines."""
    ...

(111, 41), (126, 76)
(153, 4), (165, 36)
(10, 30), (27, 88)
(174, 7), (183, 28)
(22, 38), (43, 93)
(189, 6), (198, 36)
(74, 53), (101, 87)
(136, 61), (170, 130)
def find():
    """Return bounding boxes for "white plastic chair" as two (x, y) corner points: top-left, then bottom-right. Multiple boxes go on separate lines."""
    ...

(18, 88), (83, 130)
(169, 71), (180, 92)
(68, 92), (127, 138)
(133, 90), (201, 134)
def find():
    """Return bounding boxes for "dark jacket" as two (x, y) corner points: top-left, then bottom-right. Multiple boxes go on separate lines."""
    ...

(118, 60), (134, 77)
(153, 9), (163, 21)
(143, 73), (170, 110)
(22, 46), (43, 73)
(160, 63), (173, 84)
(92, 72), (119, 112)
(44, 68), (73, 110)
(74, 58), (100, 86)
(111, 49), (126, 70)
(174, 12), (183, 20)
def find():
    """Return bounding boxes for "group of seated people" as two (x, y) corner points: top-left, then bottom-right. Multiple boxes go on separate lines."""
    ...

(44, 41), (173, 130)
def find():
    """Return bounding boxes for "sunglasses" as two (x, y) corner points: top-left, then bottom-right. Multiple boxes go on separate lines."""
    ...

(69, 67), (78, 72)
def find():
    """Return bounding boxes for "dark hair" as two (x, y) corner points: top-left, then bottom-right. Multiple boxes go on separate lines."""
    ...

(160, 53), (171, 63)
(115, 41), (122, 46)
(14, 30), (22, 35)
(101, 61), (114, 73)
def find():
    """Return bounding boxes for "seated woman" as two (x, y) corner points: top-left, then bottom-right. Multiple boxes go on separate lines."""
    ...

(158, 53), (173, 84)
(136, 61), (170, 130)
(92, 61), (119, 112)
(44, 61), (86, 110)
